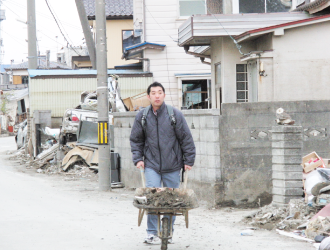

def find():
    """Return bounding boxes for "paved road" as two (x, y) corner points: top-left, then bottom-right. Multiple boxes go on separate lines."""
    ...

(0, 136), (314, 250)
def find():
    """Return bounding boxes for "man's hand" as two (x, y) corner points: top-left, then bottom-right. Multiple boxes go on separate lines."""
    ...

(185, 165), (192, 171)
(136, 161), (145, 169)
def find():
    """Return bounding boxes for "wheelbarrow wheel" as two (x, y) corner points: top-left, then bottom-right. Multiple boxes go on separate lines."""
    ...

(161, 217), (169, 250)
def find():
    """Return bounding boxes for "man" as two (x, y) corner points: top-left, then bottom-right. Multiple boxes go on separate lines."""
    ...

(130, 82), (196, 244)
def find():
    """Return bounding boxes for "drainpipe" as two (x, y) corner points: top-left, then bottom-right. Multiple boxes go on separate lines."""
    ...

(200, 57), (211, 65)
(134, 57), (150, 72)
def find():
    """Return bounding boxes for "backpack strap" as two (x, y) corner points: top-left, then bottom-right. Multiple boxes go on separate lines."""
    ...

(141, 105), (151, 134)
(166, 104), (176, 128)
(166, 105), (185, 182)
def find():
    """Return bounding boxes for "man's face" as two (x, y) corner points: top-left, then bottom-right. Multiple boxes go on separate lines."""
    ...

(148, 86), (166, 108)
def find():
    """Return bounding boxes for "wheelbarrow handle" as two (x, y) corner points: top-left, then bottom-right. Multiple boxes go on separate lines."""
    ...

(183, 170), (189, 190)
(140, 167), (146, 188)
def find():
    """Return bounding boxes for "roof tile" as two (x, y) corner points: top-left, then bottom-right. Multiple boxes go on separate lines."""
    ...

(83, 0), (133, 18)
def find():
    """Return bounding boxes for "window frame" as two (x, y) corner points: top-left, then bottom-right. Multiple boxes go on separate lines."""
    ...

(176, 74), (212, 110)
(122, 30), (139, 52)
(236, 64), (248, 103)
(177, 0), (207, 19)
(232, 0), (295, 14)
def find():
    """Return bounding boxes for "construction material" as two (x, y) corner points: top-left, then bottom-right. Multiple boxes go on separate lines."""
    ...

(123, 92), (150, 111)
(302, 152), (325, 173)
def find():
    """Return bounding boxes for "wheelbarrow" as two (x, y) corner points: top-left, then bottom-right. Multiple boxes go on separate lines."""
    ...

(133, 168), (199, 250)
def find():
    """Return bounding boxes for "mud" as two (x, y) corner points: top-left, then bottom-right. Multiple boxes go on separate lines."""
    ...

(135, 187), (194, 208)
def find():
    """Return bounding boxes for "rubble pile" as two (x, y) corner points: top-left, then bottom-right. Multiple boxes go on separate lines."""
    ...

(243, 199), (316, 231)
(64, 165), (98, 181)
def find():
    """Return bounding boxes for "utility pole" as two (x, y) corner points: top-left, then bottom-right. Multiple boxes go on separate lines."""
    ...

(0, 1), (6, 66)
(75, 0), (97, 69)
(96, 0), (111, 191)
(27, 0), (37, 69)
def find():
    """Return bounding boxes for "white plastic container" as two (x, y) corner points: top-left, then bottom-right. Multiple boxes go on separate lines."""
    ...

(240, 229), (254, 236)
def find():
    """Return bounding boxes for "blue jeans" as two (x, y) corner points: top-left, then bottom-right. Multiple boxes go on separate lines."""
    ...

(144, 167), (181, 236)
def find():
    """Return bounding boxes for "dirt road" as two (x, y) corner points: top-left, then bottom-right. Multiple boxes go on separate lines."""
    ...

(0, 136), (314, 250)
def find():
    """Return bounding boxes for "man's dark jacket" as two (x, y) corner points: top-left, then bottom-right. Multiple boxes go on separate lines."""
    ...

(130, 102), (195, 173)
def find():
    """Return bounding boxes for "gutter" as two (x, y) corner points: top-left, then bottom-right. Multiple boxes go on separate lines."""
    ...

(184, 45), (211, 59)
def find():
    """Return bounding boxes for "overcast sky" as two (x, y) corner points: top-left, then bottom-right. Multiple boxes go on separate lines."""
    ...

(1, 0), (84, 64)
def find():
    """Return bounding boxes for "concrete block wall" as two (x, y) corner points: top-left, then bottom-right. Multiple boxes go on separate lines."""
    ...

(113, 109), (221, 205)
(219, 100), (330, 207)
(271, 126), (304, 207)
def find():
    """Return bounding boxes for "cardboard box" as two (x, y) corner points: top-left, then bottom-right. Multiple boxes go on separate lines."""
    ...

(301, 151), (325, 173)
(323, 159), (330, 168)
(123, 92), (150, 111)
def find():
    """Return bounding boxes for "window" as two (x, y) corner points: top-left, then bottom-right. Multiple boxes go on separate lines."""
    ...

(182, 79), (210, 109)
(17, 99), (26, 115)
(179, 0), (206, 17)
(122, 30), (141, 52)
(236, 64), (248, 103)
(22, 76), (29, 84)
(235, 0), (290, 13)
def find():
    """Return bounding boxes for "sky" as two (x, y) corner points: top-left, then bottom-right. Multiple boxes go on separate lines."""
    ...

(1, 0), (84, 64)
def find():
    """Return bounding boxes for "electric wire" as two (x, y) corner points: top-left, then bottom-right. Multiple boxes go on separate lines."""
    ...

(2, 30), (26, 46)
(44, 0), (82, 56)
(7, 0), (82, 30)
(198, 0), (247, 55)
(145, 5), (178, 43)
(46, 0), (76, 46)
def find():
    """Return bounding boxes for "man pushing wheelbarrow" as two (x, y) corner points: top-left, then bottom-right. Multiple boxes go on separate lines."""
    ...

(130, 82), (196, 247)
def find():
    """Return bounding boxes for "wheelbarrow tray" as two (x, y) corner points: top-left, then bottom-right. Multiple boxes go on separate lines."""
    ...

(133, 187), (199, 211)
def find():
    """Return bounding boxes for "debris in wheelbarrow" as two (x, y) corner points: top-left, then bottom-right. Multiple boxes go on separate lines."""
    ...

(135, 187), (193, 208)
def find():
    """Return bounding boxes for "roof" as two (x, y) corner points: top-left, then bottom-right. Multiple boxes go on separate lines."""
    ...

(178, 12), (311, 46)
(5, 60), (71, 70)
(28, 69), (152, 78)
(294, 0), (330, 14)
(7, 88), (29, 101)
(235, 13), (330, 42)
(122, 42), (166, 59)
(0, 64), (10, 73)
(83, 0), (133, 19)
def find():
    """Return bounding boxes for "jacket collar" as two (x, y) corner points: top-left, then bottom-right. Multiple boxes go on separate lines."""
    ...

(151, 101), (166, 115)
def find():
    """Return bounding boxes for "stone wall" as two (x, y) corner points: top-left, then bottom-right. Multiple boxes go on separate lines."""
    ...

(113, 109), (221, 205)
(219, 100), (330, 207)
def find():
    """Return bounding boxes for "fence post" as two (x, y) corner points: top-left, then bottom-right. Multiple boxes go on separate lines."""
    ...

(271, 125), (303, 207)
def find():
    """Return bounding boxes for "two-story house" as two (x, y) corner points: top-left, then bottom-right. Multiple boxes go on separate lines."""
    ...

(121, 0), (216, 108)
(83, 0), (140, 69)
(178, 0), (330, 108)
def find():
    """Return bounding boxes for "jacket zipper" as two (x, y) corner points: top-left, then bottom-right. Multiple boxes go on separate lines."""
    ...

(156, 115), (162, 173)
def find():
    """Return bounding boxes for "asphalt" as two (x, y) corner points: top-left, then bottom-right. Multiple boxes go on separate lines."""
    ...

(0, 136), (315, 250)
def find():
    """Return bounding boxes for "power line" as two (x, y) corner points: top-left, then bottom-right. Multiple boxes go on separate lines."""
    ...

(44, 0), (81, 56)
(199, 0), (247, 55)
(7, 0), (82, 30)
(145, 6), (178, 43)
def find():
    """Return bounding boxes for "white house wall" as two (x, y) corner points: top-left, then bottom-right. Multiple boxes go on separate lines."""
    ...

(211, 37), (255, 104)
(135, 0), (211, 108)
(272, 21), (330, 101)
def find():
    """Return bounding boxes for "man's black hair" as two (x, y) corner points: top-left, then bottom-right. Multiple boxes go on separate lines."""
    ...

(147, 82), (165, 95)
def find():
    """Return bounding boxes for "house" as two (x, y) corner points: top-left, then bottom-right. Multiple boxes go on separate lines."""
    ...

(57, 47), (92, 69)
(28, 69), (153, 127)
(0, 64), (10, 85)
(121, 0), (213, 108)
(178, 1), (330, 107)
(83, 0), (140, 69)
(3, 58), (71, 89)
